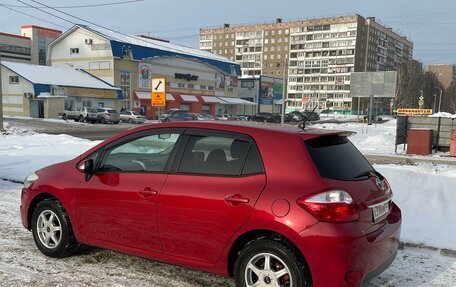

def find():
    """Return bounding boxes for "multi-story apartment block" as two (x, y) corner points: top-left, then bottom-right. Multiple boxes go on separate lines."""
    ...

(200, 15), (413, 112)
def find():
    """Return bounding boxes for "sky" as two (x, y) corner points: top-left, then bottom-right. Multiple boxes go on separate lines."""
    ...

(1, 0), (455, 66)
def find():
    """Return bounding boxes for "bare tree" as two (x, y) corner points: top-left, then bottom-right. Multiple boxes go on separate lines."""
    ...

(395, 60), (423, 109)
(443, 82), (456, 113)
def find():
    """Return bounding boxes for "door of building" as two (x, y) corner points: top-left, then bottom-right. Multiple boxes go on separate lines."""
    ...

(30, 100), (44, 118)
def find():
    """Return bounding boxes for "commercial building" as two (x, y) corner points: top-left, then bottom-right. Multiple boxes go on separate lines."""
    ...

(200, 15), (413, 113)
(48, 24), (243, 118)
(1, 61), (121, 118)
(0, 25), (61, 65)
(428, 64), (456, 90)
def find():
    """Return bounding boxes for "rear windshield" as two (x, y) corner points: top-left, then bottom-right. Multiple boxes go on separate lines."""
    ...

(305, 135), (373, 181)
(107, 109), (117, 114)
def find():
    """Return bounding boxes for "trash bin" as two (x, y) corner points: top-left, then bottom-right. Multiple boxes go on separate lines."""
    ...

(451, 129), (456, 157)
(407, 128), (433, 156)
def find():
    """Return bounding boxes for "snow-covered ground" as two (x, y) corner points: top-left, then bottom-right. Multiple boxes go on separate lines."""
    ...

(0, 122), (455, 286)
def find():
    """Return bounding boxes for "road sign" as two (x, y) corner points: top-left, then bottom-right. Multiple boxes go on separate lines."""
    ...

(152, 78), (166, 93)
(151, 78), (166, 107)
(418, 99), (424, 106)
(419, 96), (424, 100)
(151, 93), (166, 107)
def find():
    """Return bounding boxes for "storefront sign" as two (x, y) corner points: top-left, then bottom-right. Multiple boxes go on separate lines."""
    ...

(138, 63), (152, 89)
(397, 109), (433, 115)
(175, 73), (199, 81)
(55, 87), (117, 99)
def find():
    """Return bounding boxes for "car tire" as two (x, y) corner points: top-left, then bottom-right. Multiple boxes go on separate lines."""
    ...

(31, 198), (78, 258)
(100, 118), (106, 124)
(114, 121), (120, 124)
(127, 118), (133, 124)
(234, 238), (310, 287)
(62, 114), (68, 121)
(79, 115), (84, 122)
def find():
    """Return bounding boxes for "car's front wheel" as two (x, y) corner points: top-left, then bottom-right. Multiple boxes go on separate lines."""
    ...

(31, 198), (78, 258)
(234, 239), (310, 287)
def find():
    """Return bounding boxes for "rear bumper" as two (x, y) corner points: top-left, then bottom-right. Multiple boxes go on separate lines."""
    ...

(297, 202), (401, 287)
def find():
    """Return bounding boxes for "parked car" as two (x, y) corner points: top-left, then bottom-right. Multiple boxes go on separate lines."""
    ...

(301, 111), (320, 122)
(21, 121), (401, 287)
(252, 112), (287, 123)
(62, 107), (97, 123)
(160, 108), (180, 121)
(96, 108), (120, 124)
(161, 110), (193, 122)
(215, 114), (230, 120)
(364, 115), (383, 122)
(287, 111), (304, 122)
(237, 114), (253, 121)
(119, 110), (146, 124)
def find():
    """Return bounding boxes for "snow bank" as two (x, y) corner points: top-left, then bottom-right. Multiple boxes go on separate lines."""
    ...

(375, 163), (456, 250)
(312, 119), (398, 155)
(429, 112), (456, 119)
(0, 128), (99, 181)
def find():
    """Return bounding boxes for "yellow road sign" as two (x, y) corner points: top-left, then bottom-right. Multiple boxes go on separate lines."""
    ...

(151, 78), (166, 93)
(151, 77), (166, 107)
(151, 92), (166, 107)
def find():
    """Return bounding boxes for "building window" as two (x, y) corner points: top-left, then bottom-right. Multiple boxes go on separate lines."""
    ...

(70, 48), (79, 54)
(38, 37), (46, 65)
(187, 84), (194, 89)
(178, 83), (186, 88)
(120, 71), (131, 108)
(200, 85), (207, 90)
(9, 76), (19, 84)
(208, 86), (214, 91)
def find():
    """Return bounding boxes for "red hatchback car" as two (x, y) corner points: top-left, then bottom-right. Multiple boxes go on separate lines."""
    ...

(20, 122), (401, 287)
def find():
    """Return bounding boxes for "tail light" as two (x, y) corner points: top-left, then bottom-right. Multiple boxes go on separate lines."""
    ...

(297, 190), (359, 223)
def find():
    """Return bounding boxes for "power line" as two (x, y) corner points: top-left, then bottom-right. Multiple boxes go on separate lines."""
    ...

(28, 0), (113, 31)
(0, 3), (67, 29)
(16, 0), (76, 25)
(1, 0), (143, 9)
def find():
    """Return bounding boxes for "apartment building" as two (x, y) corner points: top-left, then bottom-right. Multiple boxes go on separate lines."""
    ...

(0, 25), (61, 65)
(200, 15), (413, 112)
(427, 64), (456, 90)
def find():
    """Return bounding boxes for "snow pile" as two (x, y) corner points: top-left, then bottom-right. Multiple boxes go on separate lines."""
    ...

(0, 129), (99, 181)
(429, 112), (456, 119)
(313, 119), (398, 155)
(375, 163), (456, 250)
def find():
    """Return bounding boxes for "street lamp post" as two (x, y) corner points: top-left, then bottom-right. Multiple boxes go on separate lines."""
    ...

(438, 88), (443, 113)
(280, 55), (288, 125)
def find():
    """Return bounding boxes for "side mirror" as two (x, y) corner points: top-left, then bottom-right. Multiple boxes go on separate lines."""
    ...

(77, 159), (95, 181)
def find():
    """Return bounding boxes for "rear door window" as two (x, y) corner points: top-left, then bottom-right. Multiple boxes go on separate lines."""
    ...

(178, 134), (262, 176)
(305, 135), (373, 181)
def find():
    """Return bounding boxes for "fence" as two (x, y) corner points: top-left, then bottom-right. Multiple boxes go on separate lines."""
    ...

(395, 116), (456, 153)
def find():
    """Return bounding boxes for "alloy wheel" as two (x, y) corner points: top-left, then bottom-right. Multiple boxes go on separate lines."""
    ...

(245, 252), (292, 287)
(36, 210), (62, 249)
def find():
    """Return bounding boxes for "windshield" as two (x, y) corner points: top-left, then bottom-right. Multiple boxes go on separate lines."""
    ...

(305, 135), (374, 181)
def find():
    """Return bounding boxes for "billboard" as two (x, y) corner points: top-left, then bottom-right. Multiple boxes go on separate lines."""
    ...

(260, 76), (284, 104)
(138, 63), (152, 89)
(350, 71), (397, 98)
(215, 74), (225, 90)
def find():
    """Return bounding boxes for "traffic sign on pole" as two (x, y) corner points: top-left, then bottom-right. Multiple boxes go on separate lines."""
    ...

(151, 78), (166, 107)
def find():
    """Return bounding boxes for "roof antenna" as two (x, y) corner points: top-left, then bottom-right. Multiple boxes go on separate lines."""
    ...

(299, 104), (318, 130)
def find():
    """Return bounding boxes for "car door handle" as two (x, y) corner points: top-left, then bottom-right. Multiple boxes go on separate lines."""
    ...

(225, 194), (250, 206)
(138, 187), (158, 199)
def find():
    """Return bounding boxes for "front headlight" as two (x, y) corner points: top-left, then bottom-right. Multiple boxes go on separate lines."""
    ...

(24, 172), (39, 188)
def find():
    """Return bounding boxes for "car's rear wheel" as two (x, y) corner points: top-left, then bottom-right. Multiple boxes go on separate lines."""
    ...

(79, 115), (84, 122)
(100, 117), (106, 124)
(62, 114), (68, 120)
(31, 199), (78, 258)
(234, 239), (310, 287)
(127, 118), (133, 124)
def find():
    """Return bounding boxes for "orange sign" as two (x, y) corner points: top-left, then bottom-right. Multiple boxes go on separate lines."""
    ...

(396, 108), (433, 115)
(151, 92), (166, 107)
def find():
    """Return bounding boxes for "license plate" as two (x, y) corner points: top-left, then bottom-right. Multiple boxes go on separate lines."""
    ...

(371, 201), (390, 223)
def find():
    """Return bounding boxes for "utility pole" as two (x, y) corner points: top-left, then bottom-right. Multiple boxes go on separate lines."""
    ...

(438, 88), (443, 113)
(280, 55), (288, 125)
(0, 49), (4, 131)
